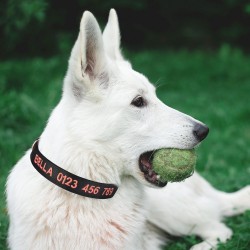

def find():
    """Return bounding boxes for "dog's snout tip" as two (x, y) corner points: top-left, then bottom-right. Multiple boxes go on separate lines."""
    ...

(193, 124), (209, 142)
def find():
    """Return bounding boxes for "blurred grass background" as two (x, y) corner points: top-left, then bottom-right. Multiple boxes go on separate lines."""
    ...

(1, 0), (250, 249)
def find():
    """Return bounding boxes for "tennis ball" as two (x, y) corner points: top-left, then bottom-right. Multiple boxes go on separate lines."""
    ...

(152, 148), (196, 182)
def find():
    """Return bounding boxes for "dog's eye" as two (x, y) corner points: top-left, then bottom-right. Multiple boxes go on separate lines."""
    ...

(131, 95), (146, 108)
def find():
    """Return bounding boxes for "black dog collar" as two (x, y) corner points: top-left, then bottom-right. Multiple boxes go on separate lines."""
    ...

(30, 140), (118, 199)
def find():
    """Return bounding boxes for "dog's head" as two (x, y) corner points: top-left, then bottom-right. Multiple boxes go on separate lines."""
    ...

(62, 10), (209, 188)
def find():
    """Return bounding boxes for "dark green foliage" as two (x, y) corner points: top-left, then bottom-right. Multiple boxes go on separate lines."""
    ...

(0, 48), (250, 249)
(0, 0), (48, 56)
(1, 0), (250, 58)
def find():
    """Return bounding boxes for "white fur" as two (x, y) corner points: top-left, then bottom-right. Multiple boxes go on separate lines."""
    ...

(6, 9), (250, 250)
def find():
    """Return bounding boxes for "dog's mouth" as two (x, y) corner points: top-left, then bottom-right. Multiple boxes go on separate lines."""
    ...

(139, 151), (167, 187)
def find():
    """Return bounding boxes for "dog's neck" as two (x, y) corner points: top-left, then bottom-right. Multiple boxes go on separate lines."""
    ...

(38, 137), (122, 186)
(38, 110), (122, 187)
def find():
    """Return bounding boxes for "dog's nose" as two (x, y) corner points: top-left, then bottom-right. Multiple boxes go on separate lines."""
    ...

(193, 123), (209, 142)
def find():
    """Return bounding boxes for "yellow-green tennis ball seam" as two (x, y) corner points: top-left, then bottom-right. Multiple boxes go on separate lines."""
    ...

(152, 148), (196, 182)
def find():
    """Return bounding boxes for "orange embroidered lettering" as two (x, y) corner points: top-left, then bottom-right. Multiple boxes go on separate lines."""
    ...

(47, 167), (53, 177)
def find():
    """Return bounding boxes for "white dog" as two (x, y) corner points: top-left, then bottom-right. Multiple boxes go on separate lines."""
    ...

(6, 9), (250, 250)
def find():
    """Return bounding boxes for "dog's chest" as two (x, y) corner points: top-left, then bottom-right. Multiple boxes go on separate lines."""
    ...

(29, 180), (146, 249)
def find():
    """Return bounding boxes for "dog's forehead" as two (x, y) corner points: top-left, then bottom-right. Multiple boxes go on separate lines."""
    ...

(116, 63), (155, 94)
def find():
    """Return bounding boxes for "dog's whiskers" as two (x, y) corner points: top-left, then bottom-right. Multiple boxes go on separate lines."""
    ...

(154, 78), (164, 89)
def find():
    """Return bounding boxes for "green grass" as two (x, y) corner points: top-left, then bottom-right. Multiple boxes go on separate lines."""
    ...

(1, 48), (250, 249)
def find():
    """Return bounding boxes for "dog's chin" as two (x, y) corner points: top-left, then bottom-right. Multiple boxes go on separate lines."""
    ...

(138, 151), (168, 188)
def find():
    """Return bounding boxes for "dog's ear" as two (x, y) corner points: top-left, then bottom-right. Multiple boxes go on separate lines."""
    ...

(68, 11), (107, 85)
(103, 9), (123, 61)
(79, 11), (106, 78)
